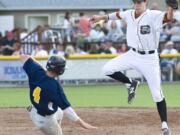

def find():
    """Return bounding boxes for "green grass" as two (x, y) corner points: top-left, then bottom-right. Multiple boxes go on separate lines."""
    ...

(0, 83), (180, 108)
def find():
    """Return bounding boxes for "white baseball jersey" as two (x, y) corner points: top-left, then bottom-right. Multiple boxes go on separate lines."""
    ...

(109, 9), (166, 50)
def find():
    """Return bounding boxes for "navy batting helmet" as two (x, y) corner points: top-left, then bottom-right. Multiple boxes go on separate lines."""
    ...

(46, 55), (66, 75)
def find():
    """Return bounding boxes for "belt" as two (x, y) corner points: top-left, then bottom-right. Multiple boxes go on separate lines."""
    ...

(131, 47), (156, 55)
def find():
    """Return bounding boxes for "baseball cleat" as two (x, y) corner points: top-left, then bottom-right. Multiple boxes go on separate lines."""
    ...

(162, 128), (171, 135)
(127, 80), (140, 104)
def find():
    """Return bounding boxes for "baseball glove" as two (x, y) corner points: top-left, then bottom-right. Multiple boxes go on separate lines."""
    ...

(166, 0), (179, 9)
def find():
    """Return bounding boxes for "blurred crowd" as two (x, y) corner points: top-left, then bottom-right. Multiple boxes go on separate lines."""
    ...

(0, 9), (180, 56)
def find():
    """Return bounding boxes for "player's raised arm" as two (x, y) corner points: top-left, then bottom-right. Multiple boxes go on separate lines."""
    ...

(90, 11), (122, 24)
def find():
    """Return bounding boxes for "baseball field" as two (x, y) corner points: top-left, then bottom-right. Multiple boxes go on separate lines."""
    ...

(0, 83), (180, 135)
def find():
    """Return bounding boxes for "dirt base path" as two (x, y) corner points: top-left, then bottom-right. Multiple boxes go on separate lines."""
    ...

(0, 108), (180, 135)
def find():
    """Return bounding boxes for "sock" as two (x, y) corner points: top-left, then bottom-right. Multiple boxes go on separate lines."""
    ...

(157, 99), (167, 123)
(108, 71), (132, 84)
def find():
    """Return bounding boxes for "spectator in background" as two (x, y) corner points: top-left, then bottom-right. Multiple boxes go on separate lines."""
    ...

(164, 19), (180, 42)
(71, 19), (86, 49)
(160, 41), (178, 81)
(107, 20), (122, 32)
(106, 41), (117, 54)
(57, 45), (65, 56)
(65, 45), (76, 55)
(117, 43), (128, 54)
(63, 12), (73, 42)
(20, 28), (28, 40)
(1, 46), (14, 56)
(150, 2), (159, 10)
(98, 41), (111, 54)
(31, 44), (48, 56)
(0, 32), (3, 50)
(12, 42), (21, 56)
(89, 24), (105, 42)
(173, 10), (180, 23)
(106, 20), (124, 43)
(79, 12), (91, 37)
(2, 31), (16, 47)
(89, 44), (99, 54)
(42, 25), (54, 43)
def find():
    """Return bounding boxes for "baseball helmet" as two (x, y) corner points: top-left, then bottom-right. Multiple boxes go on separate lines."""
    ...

(46, 55), (66, 75)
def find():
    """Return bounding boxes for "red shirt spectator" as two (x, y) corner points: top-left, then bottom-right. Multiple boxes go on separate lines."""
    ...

(79, 12), (91, 36)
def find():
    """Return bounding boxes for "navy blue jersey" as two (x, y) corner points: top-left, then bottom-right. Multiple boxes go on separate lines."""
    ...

(23, 58), (71, 116)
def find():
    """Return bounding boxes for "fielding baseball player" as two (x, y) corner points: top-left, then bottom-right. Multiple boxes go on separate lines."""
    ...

(20, 55), (97, 135)
(91, 0), (178, 134)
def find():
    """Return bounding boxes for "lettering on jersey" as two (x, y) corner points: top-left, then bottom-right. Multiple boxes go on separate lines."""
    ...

(140, 25), (150, 35)
(33, 87), (41, 104)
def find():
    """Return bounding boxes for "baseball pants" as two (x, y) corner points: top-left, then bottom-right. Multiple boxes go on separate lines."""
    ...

(28, 105), (63, 135)
(103, 49), (164, 102)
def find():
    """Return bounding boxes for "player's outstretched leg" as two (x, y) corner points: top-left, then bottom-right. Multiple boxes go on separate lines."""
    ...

(157, 99), (171, 135)
(107, 71), (139, 104)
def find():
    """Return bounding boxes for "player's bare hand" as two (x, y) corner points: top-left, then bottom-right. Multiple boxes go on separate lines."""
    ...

(90, 15), (105, 24)
(76, 118), (98, 130)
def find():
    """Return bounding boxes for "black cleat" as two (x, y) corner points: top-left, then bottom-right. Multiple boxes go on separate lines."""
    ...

(127, 80), (139, 104)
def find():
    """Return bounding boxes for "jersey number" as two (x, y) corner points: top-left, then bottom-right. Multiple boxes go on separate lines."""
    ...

(33, 87), (41, 104)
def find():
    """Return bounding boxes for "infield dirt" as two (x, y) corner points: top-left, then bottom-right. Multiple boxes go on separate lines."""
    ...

(0, 108), (180, 135)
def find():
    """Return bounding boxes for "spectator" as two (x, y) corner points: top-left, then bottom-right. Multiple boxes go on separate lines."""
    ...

(2, 31), (16, 46)
(79, 12), (91, 36)
(106, 41), (117, 54)
(89, 24), (105, 42)
(107, 20), (123, 31)
(89, 44), (99, 54)
(150, 2), (159, 10)
(42, 25), (54, 43)
(106, 20), (124, 43)
(63, 12), (73, 42)
(160, 41), (178, 81)
(165, 19), (180, 42)
(12, 42), (21, 56)
(20, 28), (28, 40)
(0, 32), (3, 50)
(98, 41), (111, 54)
(57, 45), (65, 56)
(71, 19), (86, 49)
(117, 43), (128, 54)
(65, 45), (76, 55)
(1, 46), (14, 56)
(31, 44), (48, 56)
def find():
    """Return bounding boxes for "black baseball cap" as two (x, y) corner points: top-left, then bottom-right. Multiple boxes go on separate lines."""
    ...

(133, 0), (146, 3)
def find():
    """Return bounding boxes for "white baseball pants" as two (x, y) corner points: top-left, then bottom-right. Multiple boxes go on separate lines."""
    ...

(103, 49), (164, 102)
(28, 106), (63, 135)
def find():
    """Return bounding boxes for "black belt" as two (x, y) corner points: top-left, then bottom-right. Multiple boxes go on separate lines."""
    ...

(131, 47), (156, 55)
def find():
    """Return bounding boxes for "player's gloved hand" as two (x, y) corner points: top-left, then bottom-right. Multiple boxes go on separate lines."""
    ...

(76, 118), (98, 130)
